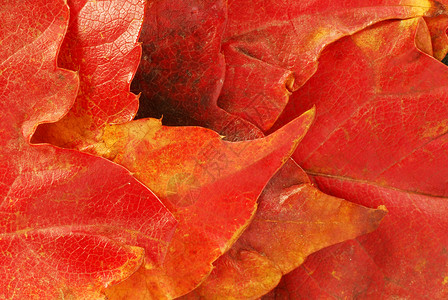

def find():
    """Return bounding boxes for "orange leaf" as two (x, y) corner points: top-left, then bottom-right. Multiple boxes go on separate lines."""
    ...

(89, 109), (315, 298)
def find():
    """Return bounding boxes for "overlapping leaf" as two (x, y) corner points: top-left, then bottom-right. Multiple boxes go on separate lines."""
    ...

(20, 0), (448, 298)
(268, 17), (448, 298)
(0, 0), (176, 298)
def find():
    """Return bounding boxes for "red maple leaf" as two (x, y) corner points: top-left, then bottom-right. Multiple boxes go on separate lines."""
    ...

(0, 0), (176, 298)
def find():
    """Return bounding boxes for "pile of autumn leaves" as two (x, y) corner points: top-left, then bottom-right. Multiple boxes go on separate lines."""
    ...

(3, 0), (448, 299)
